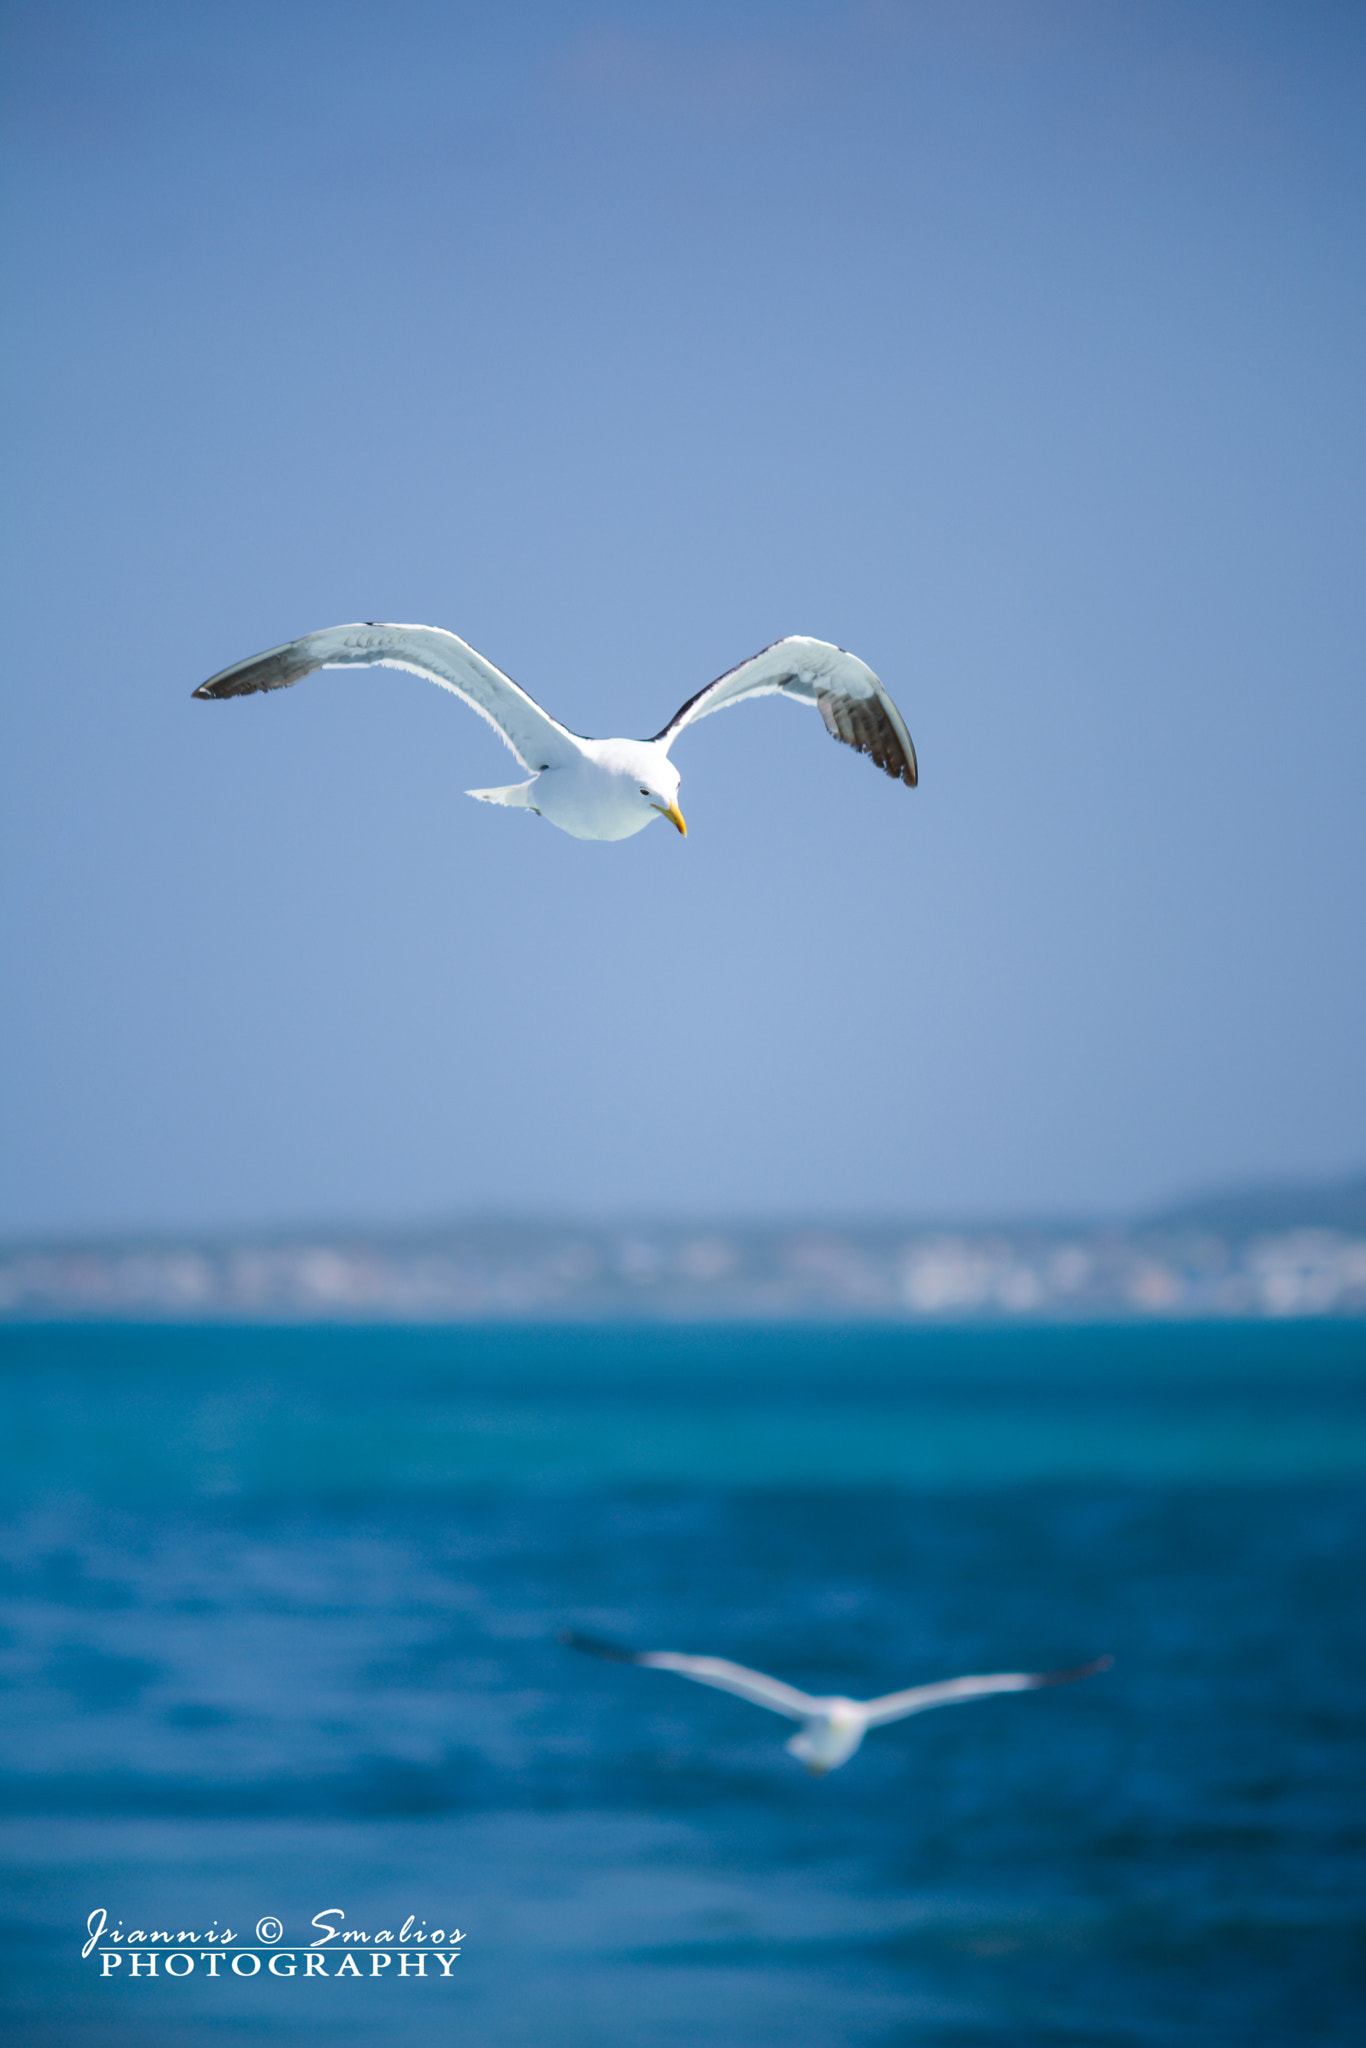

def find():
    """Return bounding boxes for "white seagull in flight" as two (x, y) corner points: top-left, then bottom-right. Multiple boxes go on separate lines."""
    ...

(561, 1631), (1112, 1775)
(194, 622), (917, 841)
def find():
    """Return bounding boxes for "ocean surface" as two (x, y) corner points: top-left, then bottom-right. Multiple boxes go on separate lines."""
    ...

(0, 1320), (1363, 2045)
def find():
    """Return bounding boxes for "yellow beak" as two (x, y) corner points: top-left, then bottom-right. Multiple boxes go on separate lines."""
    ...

(652, 800), (687, 837)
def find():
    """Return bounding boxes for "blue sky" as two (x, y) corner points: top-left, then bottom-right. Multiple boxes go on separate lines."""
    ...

(2, 0), (1363, 1233)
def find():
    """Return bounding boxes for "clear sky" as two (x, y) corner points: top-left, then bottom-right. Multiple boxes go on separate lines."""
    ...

(2, 0), (1363, 1235)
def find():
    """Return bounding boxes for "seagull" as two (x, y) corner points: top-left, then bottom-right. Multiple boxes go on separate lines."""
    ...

(561, 1630), (1112, 1774)
(193, 622), (917, 841)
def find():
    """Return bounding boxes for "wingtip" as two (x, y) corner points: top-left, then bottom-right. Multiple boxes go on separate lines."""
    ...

(558, 1628), (641, 1664)
(1038, 1654), (1114, 1688)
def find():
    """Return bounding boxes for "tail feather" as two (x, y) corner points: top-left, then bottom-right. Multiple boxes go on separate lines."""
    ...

(467, 780), (540, 811)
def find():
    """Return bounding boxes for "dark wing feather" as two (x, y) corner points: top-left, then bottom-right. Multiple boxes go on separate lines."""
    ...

(815, 686), (917, 786)
(558, 1629), (642, 1665)
(194, 637), (330, 698)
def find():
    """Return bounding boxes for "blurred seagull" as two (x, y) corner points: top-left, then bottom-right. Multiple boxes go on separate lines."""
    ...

(193, 622), (917, 841)
(561, 1630), (1112, 1775)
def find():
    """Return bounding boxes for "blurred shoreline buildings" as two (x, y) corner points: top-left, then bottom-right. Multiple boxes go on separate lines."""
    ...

(3, 1177), (1364, 1324)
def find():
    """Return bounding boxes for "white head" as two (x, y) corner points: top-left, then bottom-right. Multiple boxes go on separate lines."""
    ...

(603, 739), (687, 837)
(785, 1702), (868, 1775)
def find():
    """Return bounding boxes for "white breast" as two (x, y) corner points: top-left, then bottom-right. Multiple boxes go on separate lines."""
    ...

(531, 737), (675, 842)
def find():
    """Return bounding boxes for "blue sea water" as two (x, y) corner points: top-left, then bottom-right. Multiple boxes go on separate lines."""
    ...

(0, 1321), (1363, 2046)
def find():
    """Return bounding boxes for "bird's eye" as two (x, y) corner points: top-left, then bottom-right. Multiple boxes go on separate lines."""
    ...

(640, 788), (650, 796)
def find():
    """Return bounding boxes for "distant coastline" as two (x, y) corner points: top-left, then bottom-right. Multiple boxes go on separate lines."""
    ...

(3, 1173), (1364, 1325)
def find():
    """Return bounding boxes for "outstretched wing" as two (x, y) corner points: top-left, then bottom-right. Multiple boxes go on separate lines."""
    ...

(193, 622), (582, 773)
(862, 1655), (1113, 1727)
(560, 1630), (817, 1720)
(655, 636), (917, 789)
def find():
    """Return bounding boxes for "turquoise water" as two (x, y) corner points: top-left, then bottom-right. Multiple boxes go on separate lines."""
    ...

(6, 1321), (1366, 1493)
(1, 1321), (1363, 2044)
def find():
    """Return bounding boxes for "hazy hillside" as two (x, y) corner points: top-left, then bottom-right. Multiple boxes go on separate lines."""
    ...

(1146, 1170), (1366, 1238)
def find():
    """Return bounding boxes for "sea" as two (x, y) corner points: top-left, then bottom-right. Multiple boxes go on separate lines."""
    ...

(1, 1320), (1363, 2046)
